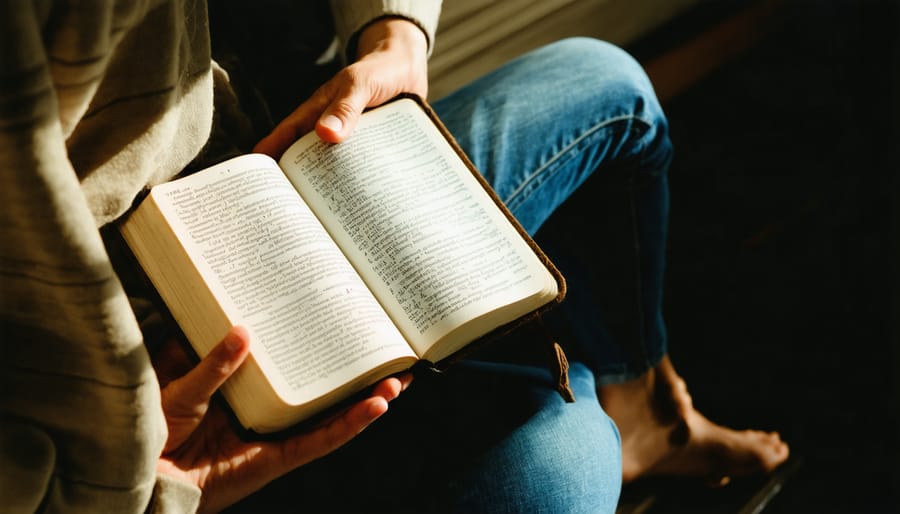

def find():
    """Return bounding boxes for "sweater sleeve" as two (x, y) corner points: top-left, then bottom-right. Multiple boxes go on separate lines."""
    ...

(0, 2), (185, 512)
(328, 0), (442, 61)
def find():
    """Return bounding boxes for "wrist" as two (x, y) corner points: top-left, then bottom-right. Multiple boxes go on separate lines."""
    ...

(356, 17), (428, 62)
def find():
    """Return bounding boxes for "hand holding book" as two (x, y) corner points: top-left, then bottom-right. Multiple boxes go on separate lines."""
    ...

(154, 324), (412, 513)
(120, 95), (565, 433)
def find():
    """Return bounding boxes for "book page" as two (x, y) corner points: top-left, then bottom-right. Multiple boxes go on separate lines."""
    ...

(149, 154), (416, 405)
(279, 98), (557, 361)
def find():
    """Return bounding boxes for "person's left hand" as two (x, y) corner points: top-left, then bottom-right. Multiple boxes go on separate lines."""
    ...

(254, 17), (429, 157)
(153, 326), (412, 513)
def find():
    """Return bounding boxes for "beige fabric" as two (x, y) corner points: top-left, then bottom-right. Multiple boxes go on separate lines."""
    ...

(148, 476), (203, 514)
(1, 0), (211, 512)
(0, 1), (441, 512)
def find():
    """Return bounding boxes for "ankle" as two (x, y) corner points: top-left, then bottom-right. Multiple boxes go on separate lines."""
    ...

(598, 369), (656, 408)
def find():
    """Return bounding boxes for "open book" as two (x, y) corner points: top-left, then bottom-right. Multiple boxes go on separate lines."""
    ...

(119, 95), (565, 434)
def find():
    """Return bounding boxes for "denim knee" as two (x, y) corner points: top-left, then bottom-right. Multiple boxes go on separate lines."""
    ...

(444, 363), (623, 514)
(540, 37), (673, 181)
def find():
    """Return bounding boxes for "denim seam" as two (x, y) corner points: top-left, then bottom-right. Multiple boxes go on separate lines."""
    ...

(503, 113), (653, 209)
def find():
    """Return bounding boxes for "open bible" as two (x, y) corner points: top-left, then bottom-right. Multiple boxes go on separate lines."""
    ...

(119, 95), (565, 434)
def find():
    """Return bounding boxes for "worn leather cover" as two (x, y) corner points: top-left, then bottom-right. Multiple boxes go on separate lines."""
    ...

(394, 94), (572, 400)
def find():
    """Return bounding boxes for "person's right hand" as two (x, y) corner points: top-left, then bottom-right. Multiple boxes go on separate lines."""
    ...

(154, 326), (412, 513)
(253, 17), (429, 158)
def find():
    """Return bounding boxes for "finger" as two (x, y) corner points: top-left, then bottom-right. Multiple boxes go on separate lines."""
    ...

(164, 326), (250, 408)
(224, 395), (388, 497)
(253, 98), (325, 158)
(233, 376), (409, 486)
(276, 395), (390, 474)
(370, 373), (413, 402)
(314, 79), (372, 143)
(253, 75), (344, 157)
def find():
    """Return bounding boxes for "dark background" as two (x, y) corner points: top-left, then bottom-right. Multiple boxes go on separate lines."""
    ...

(615, 0), (899, 512)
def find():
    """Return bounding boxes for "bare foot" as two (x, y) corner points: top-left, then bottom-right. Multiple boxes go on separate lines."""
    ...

(598, 356), (790, 484)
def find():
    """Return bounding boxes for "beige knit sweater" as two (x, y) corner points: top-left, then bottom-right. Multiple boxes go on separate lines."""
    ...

(0, 1), (440, 512)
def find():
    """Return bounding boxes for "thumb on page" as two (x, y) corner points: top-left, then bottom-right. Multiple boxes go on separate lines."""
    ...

(315, 87), (370, 143)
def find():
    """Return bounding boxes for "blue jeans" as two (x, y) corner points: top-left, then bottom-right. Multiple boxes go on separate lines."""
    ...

(226, 37), (671, 514)
(434, 37), (672, 386)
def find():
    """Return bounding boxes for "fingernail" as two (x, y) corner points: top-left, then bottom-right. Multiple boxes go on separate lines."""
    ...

(224, 332), (244, 355)
(320, 114), (342, 132)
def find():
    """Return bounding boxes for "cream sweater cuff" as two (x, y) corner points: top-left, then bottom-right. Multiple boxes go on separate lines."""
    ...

(329, 0), (442, 60)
